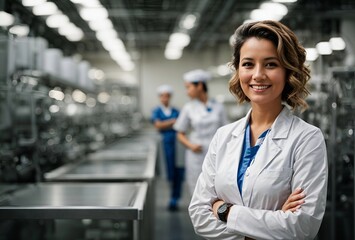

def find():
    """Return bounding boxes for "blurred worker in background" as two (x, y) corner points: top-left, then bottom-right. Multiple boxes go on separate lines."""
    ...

(174, 70), (228, 194)
(151, 84), (184, 211)
(189, 20), (328, 239)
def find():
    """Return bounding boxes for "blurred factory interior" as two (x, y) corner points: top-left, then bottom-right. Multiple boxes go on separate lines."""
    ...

(0, 0), (354, 239)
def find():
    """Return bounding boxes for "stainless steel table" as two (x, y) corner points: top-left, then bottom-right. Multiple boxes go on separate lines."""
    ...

(44, 142), (157, 182)
(0, 182), (147, 220)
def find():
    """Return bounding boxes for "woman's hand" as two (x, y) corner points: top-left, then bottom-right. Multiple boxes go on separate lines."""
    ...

(282, 187), (305, 212)
(212, 200), (224, 218)
(190, 144), (202, 153)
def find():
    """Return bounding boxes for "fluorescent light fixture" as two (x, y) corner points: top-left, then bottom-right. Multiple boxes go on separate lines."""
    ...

(180, 14), (197, 30)
(329, 37), (346, 51)
(49, 104), (60, 113)
(9, 25), (30, 36)
(260, 2), (288, 16)
(169, 32), (191, 47)
(79, 7), (108, 21)
(58, 22), (81, 36)
(88, 18), (113, 31)
(96, 29), (118, 41)
(97, 92), (110, 103)
(46, 13), (69, 28)
(272, 0), (297, 2)
(316, 42), (332, 55)
(117, 60), (135, 71)
(165, 47), (183, 60)
(102, 38), (125, 51)
(66, 30), (84, 41)
(22, 0), (46, 7)
(72, 89), (86, 103)
(0, 11), (15, 27)
(49, 89), (65, 101)
(305, 48), (319, 61)
(70, 0), (101, 7)
(86, 97), (96, 108)
(229, 34), (235, 46)
(250, 9), (283, 21)
(32, 2), (58, 16)
(110, 50), (131, 61)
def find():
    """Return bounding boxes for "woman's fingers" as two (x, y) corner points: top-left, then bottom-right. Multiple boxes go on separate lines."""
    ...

(282, 188), (305, 212)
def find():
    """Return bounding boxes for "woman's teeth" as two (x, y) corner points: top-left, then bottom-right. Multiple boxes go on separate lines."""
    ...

(251, 85), (269, 90)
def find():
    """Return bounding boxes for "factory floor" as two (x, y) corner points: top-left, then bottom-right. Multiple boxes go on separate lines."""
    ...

(154, 176), (202, 240)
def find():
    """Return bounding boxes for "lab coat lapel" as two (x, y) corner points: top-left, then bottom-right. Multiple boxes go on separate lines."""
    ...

(225, 111), (251, 205)
(245, 107), (292, 206)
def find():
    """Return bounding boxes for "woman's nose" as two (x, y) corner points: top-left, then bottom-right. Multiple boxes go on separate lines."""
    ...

(252, 65), (266, 81)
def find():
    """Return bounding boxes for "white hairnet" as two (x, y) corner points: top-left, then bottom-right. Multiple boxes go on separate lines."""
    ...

(157, 84), (173, 95)
(183, 69), (211, 83)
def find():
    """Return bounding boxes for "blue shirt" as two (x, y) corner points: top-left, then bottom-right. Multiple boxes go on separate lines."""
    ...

(151, 106), (179, 142)
(237, 123), (270, 194)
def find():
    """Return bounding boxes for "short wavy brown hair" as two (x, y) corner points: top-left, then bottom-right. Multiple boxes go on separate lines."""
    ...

(229, 20), (310, 111)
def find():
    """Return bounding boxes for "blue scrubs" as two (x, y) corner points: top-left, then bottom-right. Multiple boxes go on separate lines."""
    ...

(237, 122), (270, 194)
(151, 106), (184, 208)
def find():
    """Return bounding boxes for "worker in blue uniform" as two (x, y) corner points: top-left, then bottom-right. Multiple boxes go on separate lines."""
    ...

(151, 84), (184, 211)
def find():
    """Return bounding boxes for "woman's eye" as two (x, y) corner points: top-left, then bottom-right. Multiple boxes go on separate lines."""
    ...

(241, 62), (253, 67)
(266, 62), (278, 67)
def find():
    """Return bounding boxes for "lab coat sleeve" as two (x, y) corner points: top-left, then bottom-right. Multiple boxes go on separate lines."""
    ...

(227, 128), (328, 240)
(173, 104), (189, 133)
(189, 130), (243, 240)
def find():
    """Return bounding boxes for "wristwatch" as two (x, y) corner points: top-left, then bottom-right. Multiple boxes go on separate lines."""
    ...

(217, 202), (233, 222)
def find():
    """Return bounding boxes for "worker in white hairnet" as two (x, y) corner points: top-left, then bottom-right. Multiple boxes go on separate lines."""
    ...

(173, 69), (229, 194)
(151, 84), (184, 211)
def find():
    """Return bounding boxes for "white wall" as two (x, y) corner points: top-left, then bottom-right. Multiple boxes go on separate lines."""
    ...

(85, 43), (237, 119)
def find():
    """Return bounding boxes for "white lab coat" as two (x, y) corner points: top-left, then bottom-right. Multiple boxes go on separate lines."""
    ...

(189, 107), (328, 240)
(173, 99), (228, 193)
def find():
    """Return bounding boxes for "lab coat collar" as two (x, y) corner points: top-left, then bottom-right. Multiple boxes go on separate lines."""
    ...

(231, 105), (293, 138)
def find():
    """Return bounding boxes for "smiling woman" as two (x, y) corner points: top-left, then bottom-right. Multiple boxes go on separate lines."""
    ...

(188, 20), (328, 240)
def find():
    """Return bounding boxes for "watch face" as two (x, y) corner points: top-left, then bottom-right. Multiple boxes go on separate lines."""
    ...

(218, 203), (227, 213)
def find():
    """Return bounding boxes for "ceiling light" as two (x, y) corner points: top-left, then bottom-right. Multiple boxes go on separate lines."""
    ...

(88, 18), (113, 31)
(305, 48), (318, 61)
(165, 48), (183, 60)
(329, 37), (346, 51)
(250, 9), (283, 21)
(96, 29), (118, 41)
(72, 89), (86, 103)
(46, 13), (69, 28)
(117, 60), (135, 71)
(58, 22), (80, 36)
(70, 0), (101, 7)
(260, 2), (288, 16)
(102, 38), (125, 51)
(9, 25), (30, 36)
(110, 50), (131, 61)
(32, 2), (58, 16)
(316, 42), (332, 55)
(0, 11), (15, 27)
(79, 7), (108, 21)
(22, 0), (46, 7)
(180, 14), (197, 30)
(272, 0), (297, 3)
(97, 92), (110, 103)
(169, 32), (190, 48)
(66, 31), (84, 41)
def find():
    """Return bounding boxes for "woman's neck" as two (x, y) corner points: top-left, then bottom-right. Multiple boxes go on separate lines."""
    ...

(198, 93), (208, 103)
(250, 103), (283, 128)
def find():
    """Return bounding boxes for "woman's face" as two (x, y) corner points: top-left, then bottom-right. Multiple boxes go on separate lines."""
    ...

(159, 93), (171, 106)
(238, 37), (286, 107)
(185, 82), (200, 99)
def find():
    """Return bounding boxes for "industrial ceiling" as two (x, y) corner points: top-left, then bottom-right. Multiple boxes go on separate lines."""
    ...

(4, 0), (355, 55)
